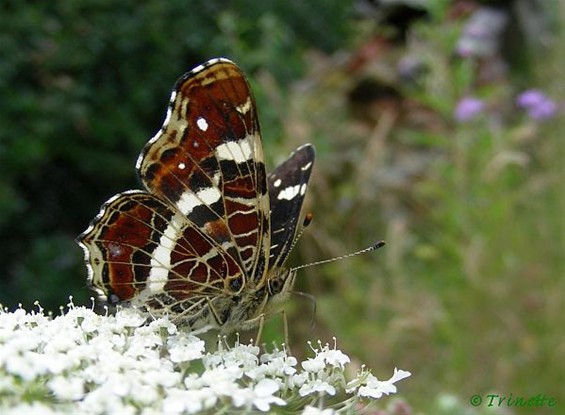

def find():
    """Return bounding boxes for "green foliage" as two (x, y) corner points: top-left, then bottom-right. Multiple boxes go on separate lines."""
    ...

(0, 0), (354, 311)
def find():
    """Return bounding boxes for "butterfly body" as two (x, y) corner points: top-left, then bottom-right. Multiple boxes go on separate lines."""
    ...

(77, 59), (314, 334)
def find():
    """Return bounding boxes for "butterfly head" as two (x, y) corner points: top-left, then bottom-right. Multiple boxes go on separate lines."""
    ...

(264, 267), (297, 312)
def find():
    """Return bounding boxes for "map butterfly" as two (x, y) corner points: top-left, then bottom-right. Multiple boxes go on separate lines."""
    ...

(77, 58), (315, 334)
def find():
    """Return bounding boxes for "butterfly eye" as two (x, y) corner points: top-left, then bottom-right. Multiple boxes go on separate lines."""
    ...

(268, 277), (284, 295)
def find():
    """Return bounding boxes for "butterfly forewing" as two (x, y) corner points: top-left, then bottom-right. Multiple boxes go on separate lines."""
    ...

(267, 144), (315, 269)
(137, 59), (270, 283)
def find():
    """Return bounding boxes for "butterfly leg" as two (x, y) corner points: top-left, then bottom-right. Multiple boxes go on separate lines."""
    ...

(205, 297), (226, 328)
(240, 310), (290, 349)
(279, 309), (292, 355)
(250, 310), (291, 352)
(254, 313), (266, 346)
(258, 309), (291, 352)
(236, 313), (266, 346)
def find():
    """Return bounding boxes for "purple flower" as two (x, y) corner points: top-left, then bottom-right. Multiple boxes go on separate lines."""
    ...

(516, 89), (558, 120)
(516, 89), (546, 108)
(454, 97), (485, 122)
(528, 99), (557, 120)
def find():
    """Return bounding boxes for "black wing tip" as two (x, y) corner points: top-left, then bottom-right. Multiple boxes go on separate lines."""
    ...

(373, 240), (386, 250)
(296, 143), (315, 157)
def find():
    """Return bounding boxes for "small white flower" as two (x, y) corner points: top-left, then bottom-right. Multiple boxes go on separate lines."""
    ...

(255, 378), (286, 411)
(5, 354), (45, 381)
(162, 388), (217, 414)
(0, 304), (411, 413)
(357, 368), (412, 398)
(188, 388), (218, 413)
(202, 351), (223, 369)
(200, 365), (243, 395)
(318, 348), (350, 368)
(302, 357), (326, 373)
(169, 346), (202, 363)
(43, 334), (79, 354)
(5, 332), (42, 354)
(45, 354), (76, 374)
(221, 342), (260, 370)
(140, 315), (177, 336)
(259, 349), (287, 364)
(48, 375), (85, 400)
(161, 388), (188, 414)
(79, 384), (136, 415)
(168, 334), (205, 363)
(144, 364), (181, 389)
(299, 378), (336, 396)
(302, 405), (336, 415)
(130, 384), (159, 406)
(3, 402), (59, 415)
(109, 333), (126, 348)
(290, 371), (309, 388)
(302, 340), (350, 373)
(78, 311), (102, 333)
(114, 308), (148, 328)
(248, 351), (297, 379)
(106, 372), (133, 397)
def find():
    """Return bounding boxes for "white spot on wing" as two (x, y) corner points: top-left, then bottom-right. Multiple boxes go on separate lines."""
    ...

(176, 187), (222, 216)
(198, 187), (222, 206)
(301, 161), (313, 171)
(235, 97), (252, 115)
(273, 179), (282, 187)
(215, 137), (254, 163)
(146, 212), (184, 293)
(178, 162), (186, 170)
(197, 117), (208, 131)
(277, 185), (301, 200)
(300, 183), (307, 195)
(107, 243), (123, 259)
(211, 172), (221, 186)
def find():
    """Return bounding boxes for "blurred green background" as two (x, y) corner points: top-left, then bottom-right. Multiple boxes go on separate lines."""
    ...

(0, 1), (562, 414)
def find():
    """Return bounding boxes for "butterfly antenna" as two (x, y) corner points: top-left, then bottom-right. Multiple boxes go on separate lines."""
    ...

(278, 213), (314, 267)
(291, 240), (385, 272)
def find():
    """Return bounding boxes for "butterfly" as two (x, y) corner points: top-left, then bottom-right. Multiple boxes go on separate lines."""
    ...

(77, 58), (315, 334)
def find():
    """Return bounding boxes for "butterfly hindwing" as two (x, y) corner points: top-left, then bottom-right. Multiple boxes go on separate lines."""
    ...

(77, 191), (239, 312)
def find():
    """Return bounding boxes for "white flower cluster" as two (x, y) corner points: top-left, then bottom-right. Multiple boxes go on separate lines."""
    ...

(0, 300), (410, 414)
